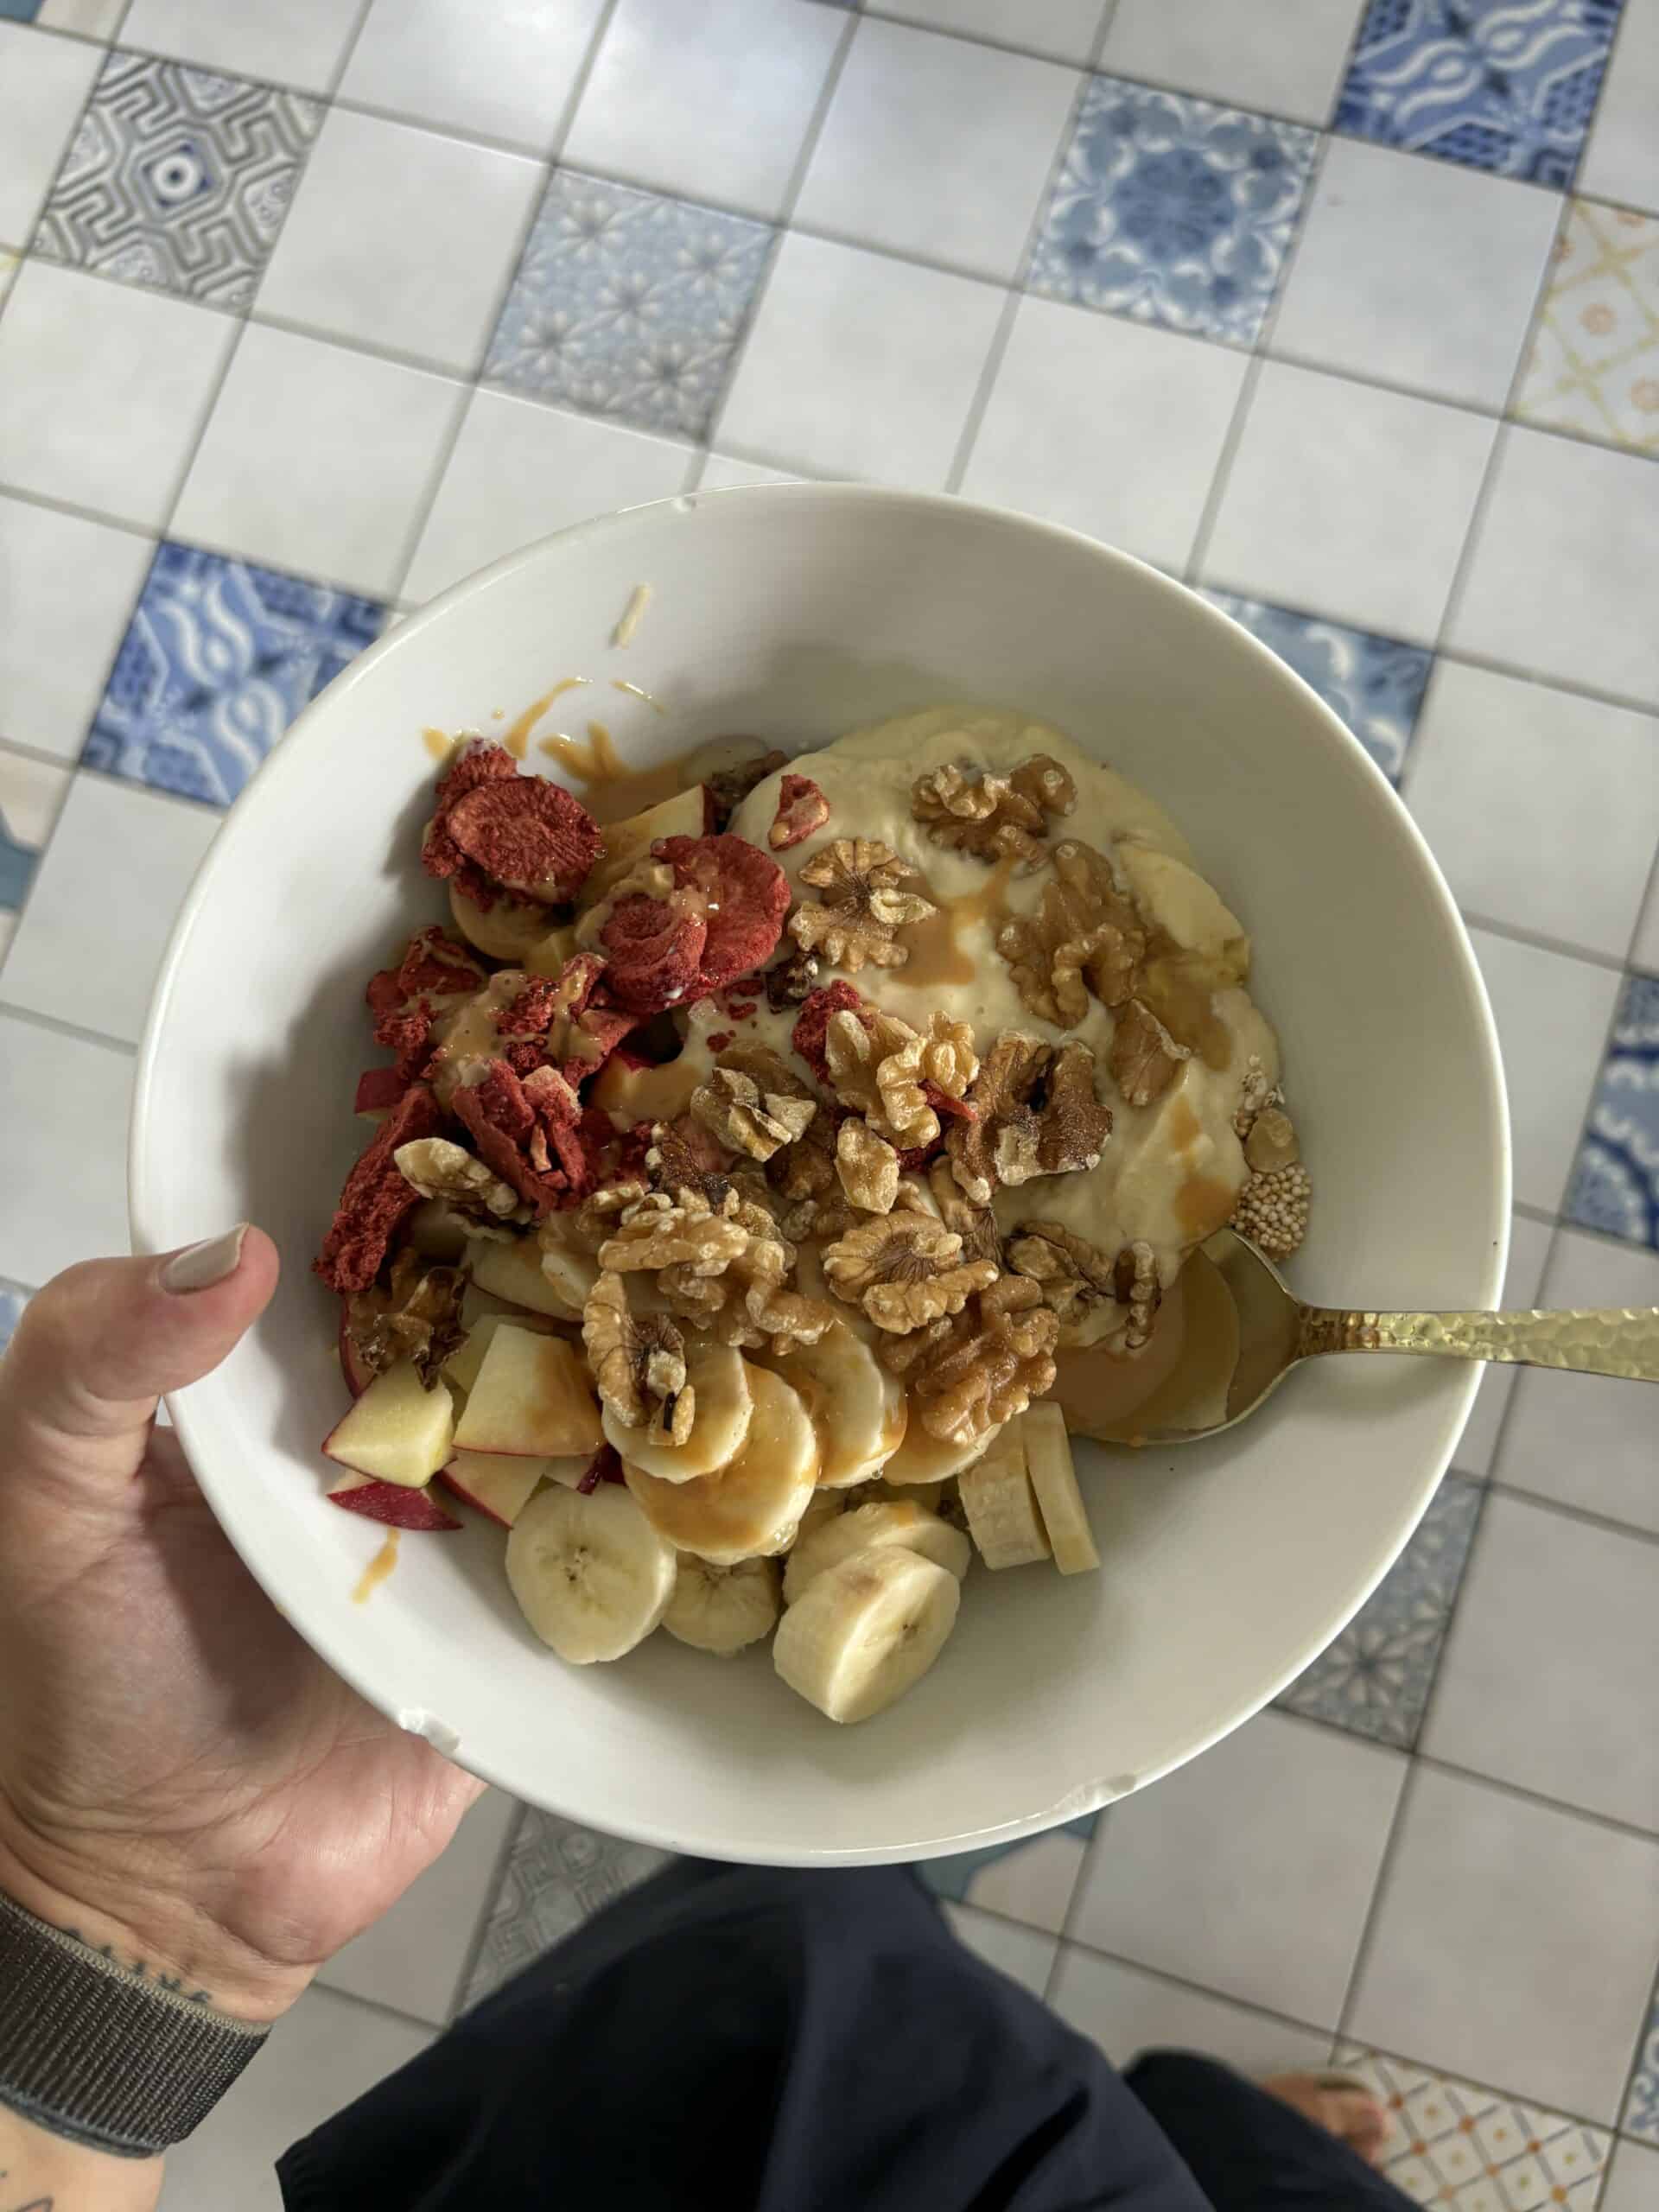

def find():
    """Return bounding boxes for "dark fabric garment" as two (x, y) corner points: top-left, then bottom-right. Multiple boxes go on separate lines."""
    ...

(277, 1862), (1411, 2212)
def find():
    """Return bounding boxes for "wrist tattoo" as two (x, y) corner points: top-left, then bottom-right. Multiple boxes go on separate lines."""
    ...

(54, 1927), (212, 2007)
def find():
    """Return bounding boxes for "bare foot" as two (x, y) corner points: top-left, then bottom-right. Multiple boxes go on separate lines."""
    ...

(1260, 2072), (1391, 2166)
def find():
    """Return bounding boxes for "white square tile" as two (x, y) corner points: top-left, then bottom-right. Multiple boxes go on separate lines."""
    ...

(0, 1014), (131, 1285)
(404, 387), (694, 602)
(162, 1984), (430, 2212)
(1403, 660), (1659, 960)
(0, 495), (153, 762)
(120, 0), (365, 94)
(2, 772), (219, 1046)
(1604, 2140), (1659, 2212)
(1049, 1948), (1333, 2074)
(1449, 426), (1659, 709)
(1070, 1710), (1406, 2028)
(695, 452), (804, 488)
(1202, 362), (1496, 646)
(1098, 0), (1366, 125)
(796, 16), (1078, 281)
(255, 109), (544, 378)
(1637, 869), (1659, 973)
(340, 0), (608, 154)
(961, 296), (1247, 568)
(1423, 1491), (1659, 1831)
(0, 22), (101, 250)
(715, 231), (1004, 484)
(868, 0), (1106, 67)
(564, 0), (842, 221)
(1580, 0), (1659, 215)
(1468, 927), (1622, 1214)
(35, 0), (126, 32)
(1348, 1764), (1659, 2121)
(1450, 1209), (1554, 1478)
(317, 1789), (519, 2024)
(944, 1901), (1058, 1999)
(1271, 139), (1562, 409)
(0, 747), (71, 966)
(173, 324), (464, 597)
(0, 261), (235, 529)
(958, 1826), (1090, 1935)
(1495, 1228), (1659, 1536)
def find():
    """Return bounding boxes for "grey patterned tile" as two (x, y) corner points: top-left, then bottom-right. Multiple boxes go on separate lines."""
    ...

(1567, 973), (1659, 1251)
(483, 169), (775, 441)
(33, 50), (321, 308)
(1628, 1986), (1659, 2144)
(1029, 75), (1319, 345)
(1275, 1475), (1483, 1748)
(459, 1807), (671, 2012)
(1202, 590), (1433, 784)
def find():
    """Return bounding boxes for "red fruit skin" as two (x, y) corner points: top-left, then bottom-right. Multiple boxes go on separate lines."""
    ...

(326, 1473), (461, 1531)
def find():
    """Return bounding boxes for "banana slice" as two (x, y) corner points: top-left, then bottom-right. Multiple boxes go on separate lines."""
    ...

(602, 1339), (753, 1482)
(1021, 1403), (1100, 1574)
(664, 1554), (781, 1656)
(536, 1225), (601, 1318)
(957, 1425), (1051, 1569)
(782, 1499), (970, 1605)
(796, 1487), (846, 1542)
(624, 1365), (818, 1565)
(880, 1413), (999, 1487)
(760, 1319), (906, 1489)
(1116, 842), (1248, 966)
(773, 1547), (960, 1724)
(506, 1484), (677, 1663)
(468, 1232), (587, 1321)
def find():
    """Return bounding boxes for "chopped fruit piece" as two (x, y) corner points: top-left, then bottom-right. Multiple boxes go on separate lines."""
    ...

(454, 1325), (603, 1459)
(580, 785), (710, 908)
(401, 1198), (475, 1263)
(448, 880), (557, 961)
(322, 1361), (454, 1487)
(338, 1307), (375, 1398)
(467, 1230), (594, 1320)
(957, 1425), (1050, 1569)
(493, 954), (635, 1088)
(600, 893), (709, 1016)
(1020, 1402), (1099, 1573)
(437, 1449), (549, 1528)
(768, 773), (830, 850)
(445, 775), (602, 905)
(442, 1308), (563, 1396)
(327, 1472), (462, 1531)
(652, 833), (790, 996)
(506, 1484), (677, 1662)
(453, 1059), (590, 1217)
(315, 1083), (444, 1294)
(791, 981), (867, 1084)
(623, 1365), (818, 1566)
(773, 1547), (959, 1724)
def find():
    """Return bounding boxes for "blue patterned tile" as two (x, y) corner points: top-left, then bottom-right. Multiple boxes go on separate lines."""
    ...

(1566, 972), (1659, 1249)
(1028, 77), (1319, 345)
(1627, 1989), (1659, 2143)
(0, 749), (71, 964)
(32, 51), (321, 308)
(0, 1282), (29, 1353)
(483, 170), (774, 441)
(1202, 591), (1434, 784)
(0, 0), (43, 17)
(84, 544), (385, 808)
(1335, 0), (1624, 188)
(1275, 1475), (1483, 1748)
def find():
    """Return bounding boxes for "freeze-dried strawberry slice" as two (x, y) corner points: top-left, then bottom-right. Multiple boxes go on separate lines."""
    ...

(421, 742), (518, 909)
(494, 954), (635, 1086)
(315, 1083), (444, 1294)
(923, 1079), (976, 1125)
(445, 775), (602, 906)
(791, 981), (867, 1084)
(652, 833), (789, 995)
(768, 773), (830, 851)
(453, 1059), (592, 1218)
(353, 1066), (407, 1117)
(600, 893), (709, 1016)
(366, 927), (487, 1082)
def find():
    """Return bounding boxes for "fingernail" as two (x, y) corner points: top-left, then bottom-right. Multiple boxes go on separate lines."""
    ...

(161, 1225), (249, 1294)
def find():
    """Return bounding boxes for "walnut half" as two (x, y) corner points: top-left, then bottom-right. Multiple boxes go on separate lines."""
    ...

(997, 840), (1145, 1027)
(690, 1047), (817, 1162)
(393, 1135), (527, 1224)
(787, 838), (935, 972)
(883, 1275), (1059, 1445)
(912, 753), (1076, 870)
(822, 1212), (998, 1334)
(582, 1270), (693, 1445)
(947, 1033), (1112, 1206)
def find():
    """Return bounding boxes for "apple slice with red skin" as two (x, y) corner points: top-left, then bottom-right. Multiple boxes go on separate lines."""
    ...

(435, 1449), (582, 1528)
(323, 1359), (455, 1486)
(442, 1308), (563, 1396)
(327, 1471), (461, 1531)
(453, 1325), (602, 1459)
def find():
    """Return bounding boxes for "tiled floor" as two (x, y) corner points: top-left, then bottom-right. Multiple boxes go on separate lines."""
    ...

(0, 2), (1655, 2204)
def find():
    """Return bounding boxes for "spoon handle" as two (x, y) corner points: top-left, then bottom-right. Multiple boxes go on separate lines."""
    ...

(1295, 1305), (1659, 1383)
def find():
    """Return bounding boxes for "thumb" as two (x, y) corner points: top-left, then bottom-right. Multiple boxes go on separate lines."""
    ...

(1, 1227), (280, 1487)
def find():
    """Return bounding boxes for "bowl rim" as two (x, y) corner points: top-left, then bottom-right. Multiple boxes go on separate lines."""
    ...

(130, 482), (1511, 1860)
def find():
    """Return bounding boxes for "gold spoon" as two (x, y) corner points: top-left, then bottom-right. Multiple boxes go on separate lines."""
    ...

(1079, 1227), (1659, 1447)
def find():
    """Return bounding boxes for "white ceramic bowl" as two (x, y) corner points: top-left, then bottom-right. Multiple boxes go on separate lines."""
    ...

(131, 486), (1509, 1865)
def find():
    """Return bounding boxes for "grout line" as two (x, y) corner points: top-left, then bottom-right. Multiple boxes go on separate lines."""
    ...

(1052, 1930), (1339, 2044)
(1412, 1748), (1659, 1850)
(326, 0), (379, 99)
(1488, 1477), (1659, 1552)
(443, 1797), (530, 2023)
(73, 758), (228, 822)
(0, 999), (137, 1055)
(1511, 1197), (1561, 1229)
(246, 304), (478, 385)
(942, 9), (1112, 495)
(1332, 2030), (1626, 2147)
(1332, 1756), (1420, 2044)
(306, 1976), (447, 2042)
(703, 3), (863, 456)
(1456, 910), (1633, 976)
(379, 0), (623, 603)
(0, 733), (82, 778)
(1611, 1961), (1658, 2145)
